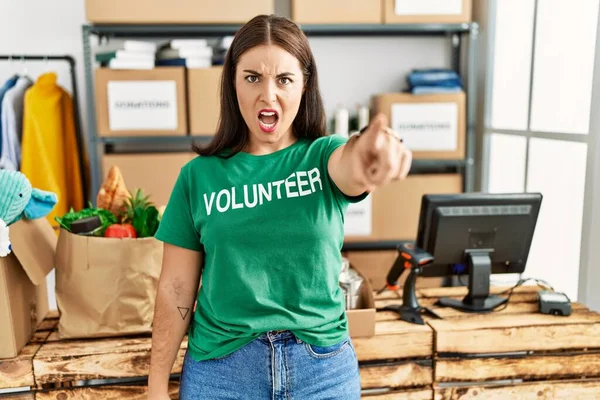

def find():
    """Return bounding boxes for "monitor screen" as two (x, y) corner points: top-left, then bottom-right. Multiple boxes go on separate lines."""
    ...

(416, 192), (543, 278)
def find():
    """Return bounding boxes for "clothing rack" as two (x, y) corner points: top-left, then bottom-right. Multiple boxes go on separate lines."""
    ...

(0, 54), (89, 204)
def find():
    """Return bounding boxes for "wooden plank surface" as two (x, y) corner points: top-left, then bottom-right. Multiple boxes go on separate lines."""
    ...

(434, 379), (600, 400)
(376, 285), (539, 301)
(0, 333), (48, 389)
(0, 393), (35, 399)
(354, 329), (432, 361)
(375, 299), (587, 320)
(35, 335), (182, 359)
(430, 310), (600, 354)
(436, 351), (600, 382)
(363, 387), (433, 399)
(35, 381), (180, 399)
(34, 336), (186, 386)
(374, 286), (542, 316)
(18, 286), (600, 396)
(32, 384), (431, 400)
(0, 355), (35, 389)
(416, 285), (540, 298)
(361, 361), (432, 389)
(36, 318), (59, 332)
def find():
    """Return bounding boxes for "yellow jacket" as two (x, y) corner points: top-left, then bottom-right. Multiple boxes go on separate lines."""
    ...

(21, 72), (86, 228)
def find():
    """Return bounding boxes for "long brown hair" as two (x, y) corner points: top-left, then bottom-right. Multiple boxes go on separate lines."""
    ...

(192, 14), (327, 157)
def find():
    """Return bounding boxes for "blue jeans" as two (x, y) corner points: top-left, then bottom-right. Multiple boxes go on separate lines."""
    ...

(179, 330), (361, 399)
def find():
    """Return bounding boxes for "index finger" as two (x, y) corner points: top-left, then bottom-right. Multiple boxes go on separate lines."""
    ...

(361, 113), (388, 136)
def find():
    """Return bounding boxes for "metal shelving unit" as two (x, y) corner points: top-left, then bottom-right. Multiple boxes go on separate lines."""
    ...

(82, 22), (479, 210)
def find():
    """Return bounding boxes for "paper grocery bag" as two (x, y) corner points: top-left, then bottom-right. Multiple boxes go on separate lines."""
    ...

(55, 229), (163, 339)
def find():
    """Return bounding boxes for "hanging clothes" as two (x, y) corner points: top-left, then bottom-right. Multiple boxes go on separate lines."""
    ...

(0, 76), (32, 170)
(21, 72), (85, 228)
(0, 75), (18, 162)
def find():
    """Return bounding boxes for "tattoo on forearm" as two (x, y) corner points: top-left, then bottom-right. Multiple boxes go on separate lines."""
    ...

(177, 307), (190, 320)
(172, 279), (183, 297)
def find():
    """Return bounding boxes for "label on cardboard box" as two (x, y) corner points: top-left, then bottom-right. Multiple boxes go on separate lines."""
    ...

(395, 0), (462, 15)
(344, 195), (372, 236)
(391, 102), (458, 151)
(107, 80), (178, 131)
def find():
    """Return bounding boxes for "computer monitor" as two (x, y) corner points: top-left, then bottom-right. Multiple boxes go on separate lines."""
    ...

(416, 192), (543, 312)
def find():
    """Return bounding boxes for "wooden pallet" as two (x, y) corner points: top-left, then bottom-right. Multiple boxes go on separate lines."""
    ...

(1, 303), (433, 398)
(2, 286), (600, 399)
(422, 286), (600, 400)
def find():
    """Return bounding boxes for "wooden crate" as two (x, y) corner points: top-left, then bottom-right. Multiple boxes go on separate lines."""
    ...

(0, 307), (434, 398)
(423, 286), (600, 399)
(3, 286), (600, 399)
(359, 289), (434, 396)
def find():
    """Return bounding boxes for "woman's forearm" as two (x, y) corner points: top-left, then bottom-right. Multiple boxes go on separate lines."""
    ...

(148, 245), (202, 394)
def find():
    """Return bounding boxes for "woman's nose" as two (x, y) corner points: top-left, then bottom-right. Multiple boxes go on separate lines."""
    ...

(259, 79), (278, 104)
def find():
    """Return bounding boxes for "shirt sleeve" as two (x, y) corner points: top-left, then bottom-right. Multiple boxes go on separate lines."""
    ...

(321, 134), (370, 205)
(154, 164), (203, 252)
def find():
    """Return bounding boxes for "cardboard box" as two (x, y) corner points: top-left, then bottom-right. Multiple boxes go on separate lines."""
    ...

(292, 0), (382, 24)
(372, 92), (466, 160)
(86, 0), (274, 24)
(345, 265), (376, 338)
(188, 67), (223, 135)
(0, 218), (55, 359)
(102, 152), (196, 207)
(344, 173), (463, 242)
(383, 0), (472, 24)
(95, 67), (188, 137)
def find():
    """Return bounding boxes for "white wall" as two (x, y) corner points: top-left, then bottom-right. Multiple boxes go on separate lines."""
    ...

(0, 1), (88, 311)
(579, 11), (600, 312)
(0, 1), (451, 311)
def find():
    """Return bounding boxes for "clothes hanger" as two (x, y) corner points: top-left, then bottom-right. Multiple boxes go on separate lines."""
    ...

(19, 56), (28, 78)
(8, 55), (17, 79)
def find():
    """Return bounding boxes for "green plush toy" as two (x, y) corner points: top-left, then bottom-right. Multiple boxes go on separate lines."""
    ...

(0, 170), (58, 257)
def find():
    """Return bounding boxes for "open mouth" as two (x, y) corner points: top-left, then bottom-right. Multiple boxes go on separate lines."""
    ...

(258, 109), (279, 132)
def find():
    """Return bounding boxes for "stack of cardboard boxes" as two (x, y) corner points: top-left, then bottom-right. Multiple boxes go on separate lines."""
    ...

(86, 0), (276, 210)
(86, 0), (472, 25)
(85, 0), (275, 24)
(96, 65), (224, 207)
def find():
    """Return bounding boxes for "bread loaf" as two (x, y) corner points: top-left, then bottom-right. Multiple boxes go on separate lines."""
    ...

(97, 166), (129, 217)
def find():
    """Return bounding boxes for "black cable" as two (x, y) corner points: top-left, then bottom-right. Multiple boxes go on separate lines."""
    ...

(493, 277), (555, 312)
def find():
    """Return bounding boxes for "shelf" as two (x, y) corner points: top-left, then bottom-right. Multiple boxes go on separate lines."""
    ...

(98, 135), (465, 169)
(85, 22), (474, 39)
(97, 135), (213, 144)
(82, 19), (479, 204)
(410, 159), (466, 169)
(300, 23), (472, 37)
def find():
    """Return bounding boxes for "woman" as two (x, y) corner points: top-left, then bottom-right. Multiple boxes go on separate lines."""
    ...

(148, 14), (411, 400)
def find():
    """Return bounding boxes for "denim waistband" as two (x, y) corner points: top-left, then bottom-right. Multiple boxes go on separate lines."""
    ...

(258, 330), (301, 344)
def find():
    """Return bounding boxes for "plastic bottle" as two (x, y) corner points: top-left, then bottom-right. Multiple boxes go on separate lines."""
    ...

(358, 105), (370, 132)
(334, 106), (349, 138)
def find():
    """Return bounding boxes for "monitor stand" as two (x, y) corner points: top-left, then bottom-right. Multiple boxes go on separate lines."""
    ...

(437, 251), (508, 312)
(380, 266), (440, 325)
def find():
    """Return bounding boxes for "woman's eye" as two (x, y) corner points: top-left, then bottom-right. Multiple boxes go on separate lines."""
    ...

(246, 75), (259, 83)
(279, 77), (291, 85)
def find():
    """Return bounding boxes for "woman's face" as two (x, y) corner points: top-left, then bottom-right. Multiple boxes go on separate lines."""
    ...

(235, 44), (305, 151)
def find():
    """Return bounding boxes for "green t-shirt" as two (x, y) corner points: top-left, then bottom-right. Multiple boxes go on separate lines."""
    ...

(154, 134), (366, 361)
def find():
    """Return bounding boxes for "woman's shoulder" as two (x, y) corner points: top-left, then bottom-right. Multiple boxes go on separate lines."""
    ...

(306, 134), (349, 154)
(185, 152), (224, 168)
(176, 153), (221, 181)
